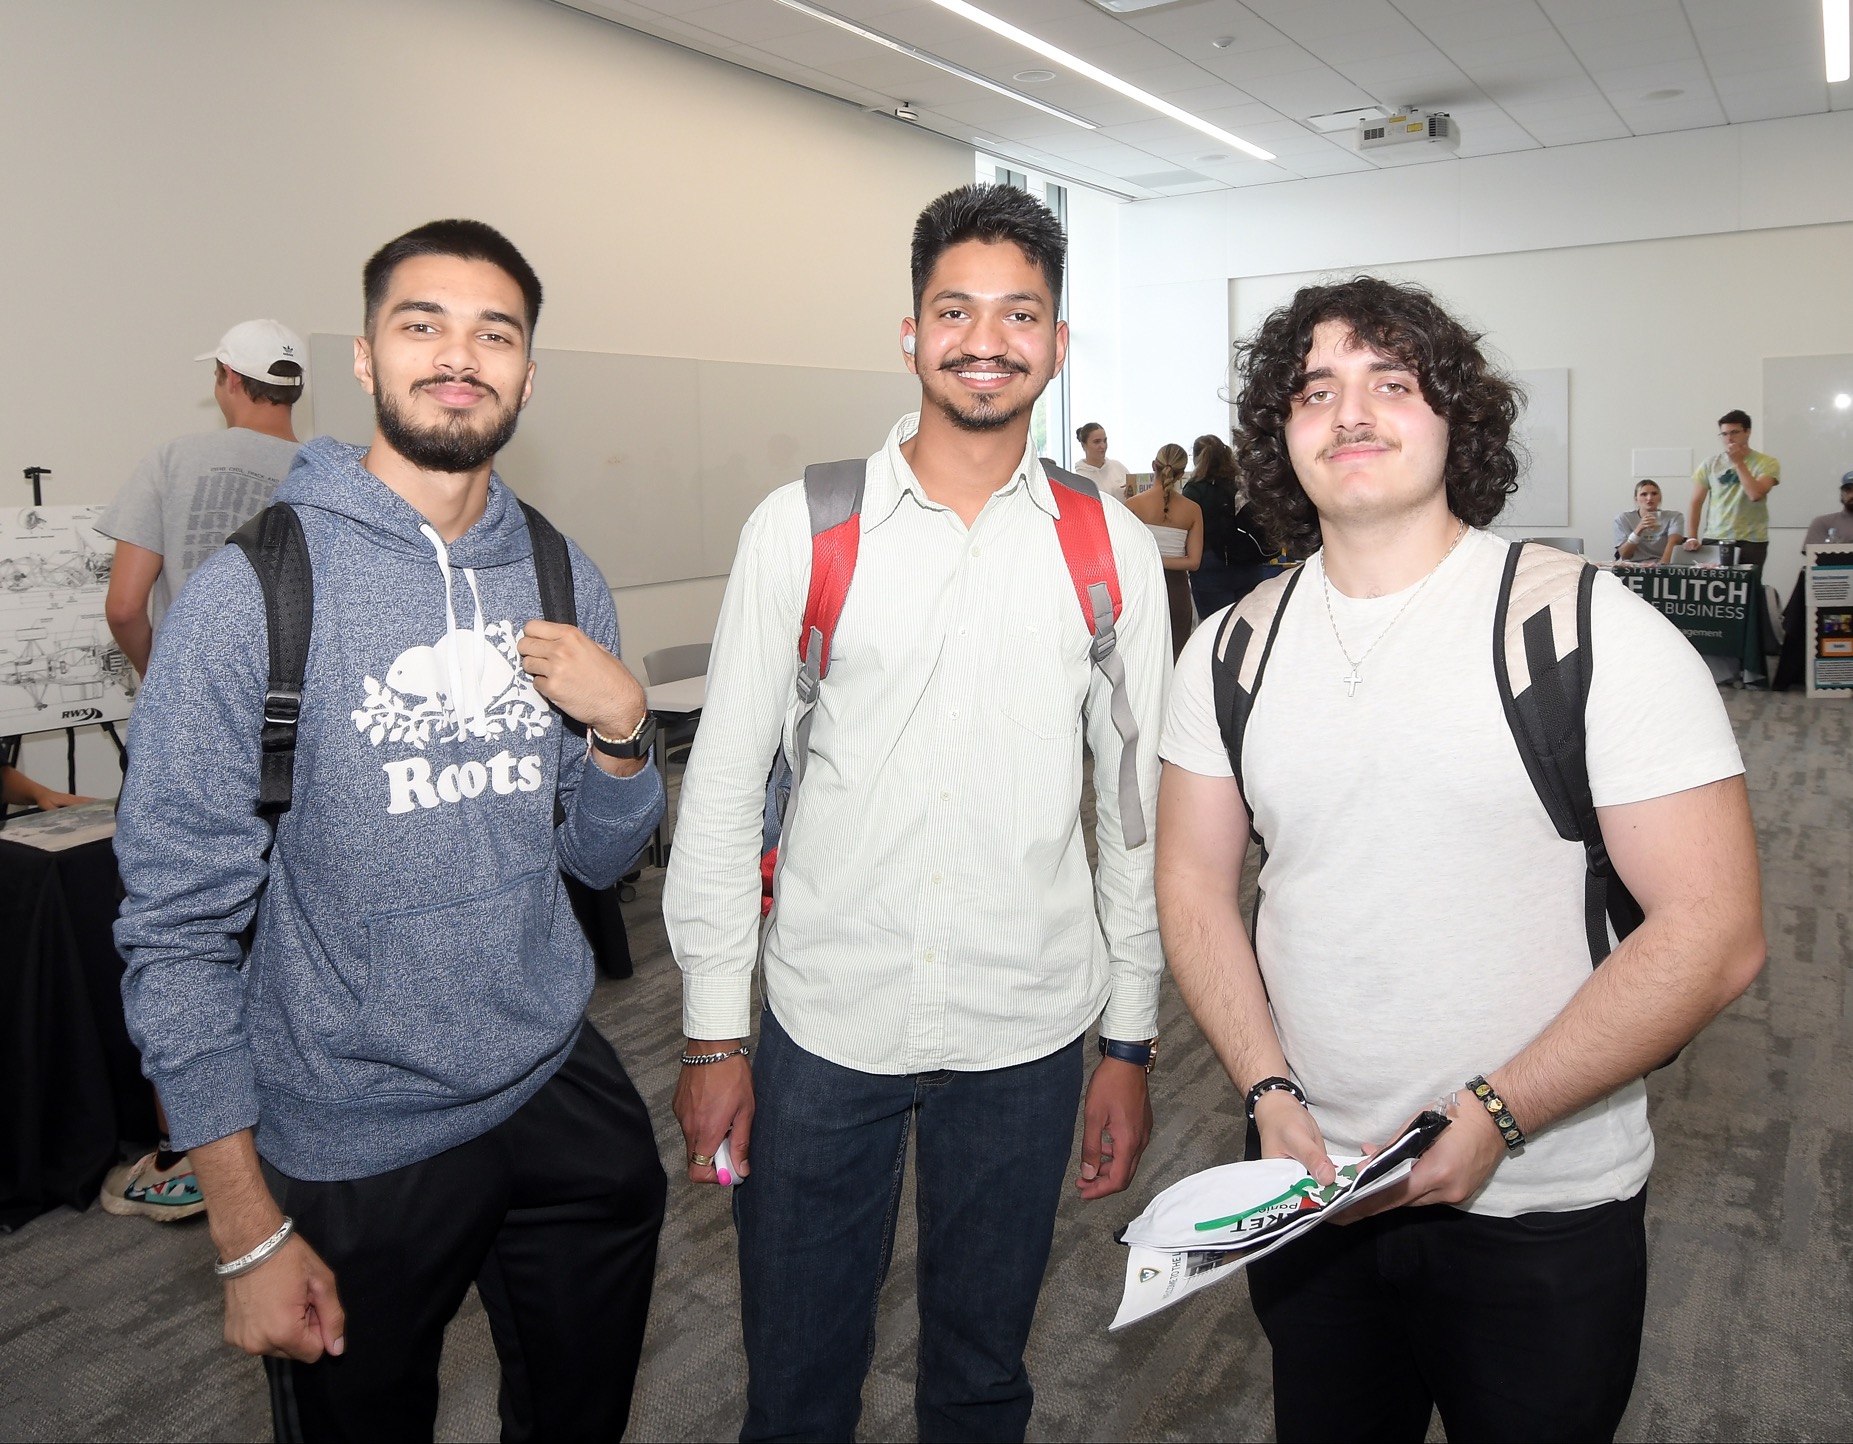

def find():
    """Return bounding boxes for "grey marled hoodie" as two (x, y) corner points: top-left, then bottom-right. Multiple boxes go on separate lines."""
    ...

(115, 437), (664, 1181)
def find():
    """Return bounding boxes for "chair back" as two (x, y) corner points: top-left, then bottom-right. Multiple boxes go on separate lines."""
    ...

(1524, 536), (1585, 555)
(643, 642), (711, 685)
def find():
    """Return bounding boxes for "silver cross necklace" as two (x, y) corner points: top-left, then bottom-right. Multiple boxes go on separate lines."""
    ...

(1321, 521), (1468, 697)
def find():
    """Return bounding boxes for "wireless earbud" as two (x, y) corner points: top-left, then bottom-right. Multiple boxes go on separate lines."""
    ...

(901, 334), (916, 355)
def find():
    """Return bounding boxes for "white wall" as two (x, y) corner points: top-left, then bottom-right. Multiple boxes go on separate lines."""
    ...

(1115, 107), (1853, 611)
(1231, 222), (1853, 598)
(0, 0), (970, 795)
(1062, 182), (1125, 471)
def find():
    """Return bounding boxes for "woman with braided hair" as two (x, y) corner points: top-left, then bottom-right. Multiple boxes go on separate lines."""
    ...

(1126, 442), (1202, 658)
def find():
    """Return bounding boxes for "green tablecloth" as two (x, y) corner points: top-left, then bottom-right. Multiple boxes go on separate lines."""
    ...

(1613, 564), (1762, 674)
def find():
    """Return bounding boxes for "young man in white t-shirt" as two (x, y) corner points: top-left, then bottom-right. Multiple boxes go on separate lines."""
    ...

(1156, 277), (1765, 1443)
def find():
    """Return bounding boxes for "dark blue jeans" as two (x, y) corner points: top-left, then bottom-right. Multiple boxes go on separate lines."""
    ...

(734, 1009), (1084, 1443)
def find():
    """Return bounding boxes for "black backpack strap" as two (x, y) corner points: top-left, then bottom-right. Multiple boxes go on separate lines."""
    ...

(1210, 565), (1303, 845)
(1492, 541), (1644, 964)
(521, 500), (578, 628)
(228, 504), (313, 818)
(520, 499), (583, 739)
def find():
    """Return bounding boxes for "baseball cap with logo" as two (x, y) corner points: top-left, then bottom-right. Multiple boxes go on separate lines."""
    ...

(195, 319), (305, 387)
(1840, 470), (1853, 489)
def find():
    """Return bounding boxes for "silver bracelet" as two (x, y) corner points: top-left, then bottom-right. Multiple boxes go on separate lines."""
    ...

(214, 1216), (295, 1279)
(680, 1045), (751, 1066)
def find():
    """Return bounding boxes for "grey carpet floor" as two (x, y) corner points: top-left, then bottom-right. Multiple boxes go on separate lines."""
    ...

(1, 689), (1846, 1441)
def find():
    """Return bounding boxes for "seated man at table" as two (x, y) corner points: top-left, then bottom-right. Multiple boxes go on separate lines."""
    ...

(1802, 472), (1853, 546)
(1613, 480), (1684, 563)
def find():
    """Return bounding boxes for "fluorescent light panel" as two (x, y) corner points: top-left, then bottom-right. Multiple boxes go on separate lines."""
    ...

(765, 0), (1096, 129)
(1827, 0), (1851, 84)
(924, 0), (1275, 162)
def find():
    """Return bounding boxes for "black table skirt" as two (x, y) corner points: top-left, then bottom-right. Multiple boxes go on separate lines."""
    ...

(0, 835), (157, 1231)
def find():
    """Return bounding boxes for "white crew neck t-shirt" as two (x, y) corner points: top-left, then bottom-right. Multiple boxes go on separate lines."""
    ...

(1160, 527), (1744, 1217)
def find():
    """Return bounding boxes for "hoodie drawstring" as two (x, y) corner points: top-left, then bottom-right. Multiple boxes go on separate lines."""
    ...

(419, 523), (492, 736)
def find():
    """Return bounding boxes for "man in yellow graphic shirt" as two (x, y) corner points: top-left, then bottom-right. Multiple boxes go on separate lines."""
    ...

(1684, 409), (1780, 566)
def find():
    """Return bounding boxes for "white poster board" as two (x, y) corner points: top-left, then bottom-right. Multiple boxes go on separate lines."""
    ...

(1504, 368), (1570, 530)
(0, 505), (138, 735)
(1763, 354), (1853, 529)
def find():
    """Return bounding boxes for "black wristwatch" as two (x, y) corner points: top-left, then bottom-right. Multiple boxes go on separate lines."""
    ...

(590, 712), (656, 760)
(1098, 1035), (1158, 1073)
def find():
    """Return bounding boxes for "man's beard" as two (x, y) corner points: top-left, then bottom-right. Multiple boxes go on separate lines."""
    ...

(925, 355), (1037, 433)
(375, 376), (522, 473)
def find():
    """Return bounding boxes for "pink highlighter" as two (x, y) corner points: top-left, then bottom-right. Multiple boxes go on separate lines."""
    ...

(714, 1136), (739, 1188)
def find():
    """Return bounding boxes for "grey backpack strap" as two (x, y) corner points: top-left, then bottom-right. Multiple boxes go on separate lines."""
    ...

(1492, 541), (1644, 965)
(1041, 458), (1146, 849)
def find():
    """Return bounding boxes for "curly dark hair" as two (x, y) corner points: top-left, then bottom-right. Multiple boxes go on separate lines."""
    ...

(1231, 276), (1523, 558)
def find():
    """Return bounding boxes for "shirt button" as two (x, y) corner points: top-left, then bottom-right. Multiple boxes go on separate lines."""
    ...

(923, 949), (937, 963)
(971, 546), (982, 558)
(940, 790), (951, 801)
(932, 871), (943, 884)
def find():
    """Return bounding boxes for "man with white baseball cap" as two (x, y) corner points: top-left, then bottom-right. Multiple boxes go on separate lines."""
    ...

(96, 318), (306, 1227)
(101, 319), (306, 679)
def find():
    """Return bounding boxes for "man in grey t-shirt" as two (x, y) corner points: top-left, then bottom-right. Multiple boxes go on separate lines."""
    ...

(99, 319), (305, 677)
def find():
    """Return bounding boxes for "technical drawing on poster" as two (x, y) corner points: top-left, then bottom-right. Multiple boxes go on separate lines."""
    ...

(0, 504), (137, 735)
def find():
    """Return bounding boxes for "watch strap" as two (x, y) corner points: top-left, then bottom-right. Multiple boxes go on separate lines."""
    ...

(1098, 1036), (1157, 1072)
(1244, 1075), (1307, 1124)
(591, 712), (656, 759)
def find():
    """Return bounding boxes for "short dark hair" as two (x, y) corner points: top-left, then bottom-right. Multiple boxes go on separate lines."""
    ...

(217, 360), (302, 408)
(1231, 275), (1523, 559)
(1718, 409), (1752, 431)
(911, 184), (1064, 318)
(362, 219), (543, 346)
(1076, 421), (1103, 445)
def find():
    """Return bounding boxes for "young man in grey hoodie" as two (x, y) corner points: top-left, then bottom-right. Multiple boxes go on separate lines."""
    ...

(115, 220), (668, 1439)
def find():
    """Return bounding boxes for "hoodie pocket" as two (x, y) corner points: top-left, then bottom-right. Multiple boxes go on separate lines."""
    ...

(332, 869), (580, 1100)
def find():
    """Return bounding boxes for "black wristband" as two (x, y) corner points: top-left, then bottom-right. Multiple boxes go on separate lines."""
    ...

(1245, 1075), (1306, 1124)
(1466, 1074), (1526, 1151)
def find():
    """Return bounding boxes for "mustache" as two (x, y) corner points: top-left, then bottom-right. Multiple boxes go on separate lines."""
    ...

(411, 374), (500, 402)
(1320, 428), (1395, 460)
(937, 354), (1030, 375)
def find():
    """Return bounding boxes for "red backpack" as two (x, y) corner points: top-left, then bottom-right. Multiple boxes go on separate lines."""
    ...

(760, 456), (1146, 912)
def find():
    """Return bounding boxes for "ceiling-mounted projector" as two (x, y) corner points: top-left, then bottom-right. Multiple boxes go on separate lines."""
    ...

(1359, 108), (1459, 151)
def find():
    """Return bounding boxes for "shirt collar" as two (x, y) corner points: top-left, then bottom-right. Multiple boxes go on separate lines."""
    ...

(868, 412), (1057, 529)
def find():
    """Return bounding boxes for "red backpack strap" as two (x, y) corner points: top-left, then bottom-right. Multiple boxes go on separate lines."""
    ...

(1041, 459), (1146, 849)
(790, 458), (866, 794)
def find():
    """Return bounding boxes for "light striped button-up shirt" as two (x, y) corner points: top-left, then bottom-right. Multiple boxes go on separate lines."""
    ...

(664, 414), (1168, 1074)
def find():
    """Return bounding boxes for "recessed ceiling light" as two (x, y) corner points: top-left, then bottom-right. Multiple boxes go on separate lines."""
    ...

(1197, 152), (1229, 162)
(1643, 88), (1685, 101)
(766, 0), (1096, 130)
(1211, 36), (1235, 50)
(1013, 68), (1057, 83)
(923, 0), (1275, 161)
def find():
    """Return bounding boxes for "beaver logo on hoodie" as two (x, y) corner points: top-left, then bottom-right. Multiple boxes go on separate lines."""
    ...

(353, 619), (551, 749)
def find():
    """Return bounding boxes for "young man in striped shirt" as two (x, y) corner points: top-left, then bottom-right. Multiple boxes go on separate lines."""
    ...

(664, 184), (1168, 1443)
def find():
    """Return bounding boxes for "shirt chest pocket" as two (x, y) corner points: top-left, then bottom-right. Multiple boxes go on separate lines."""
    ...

(992, 610), (1088, 740)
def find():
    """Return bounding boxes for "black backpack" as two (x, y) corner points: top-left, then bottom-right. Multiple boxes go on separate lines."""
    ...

(227, 500), (580, 817)
(1210, 539), (1645, 969)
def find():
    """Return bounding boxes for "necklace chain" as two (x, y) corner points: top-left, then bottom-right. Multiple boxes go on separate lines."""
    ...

(1321, 522), (1468, 696)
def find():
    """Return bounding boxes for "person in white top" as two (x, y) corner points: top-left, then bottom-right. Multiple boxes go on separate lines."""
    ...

(1072, 420), (1129, 497)
(664, 184), (1168, 1443)
(1157, 276), (1764, 1443)
(1123, 441), (1202, 658)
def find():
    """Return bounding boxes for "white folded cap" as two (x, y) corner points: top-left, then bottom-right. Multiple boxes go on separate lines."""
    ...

(196, 319), (305, 387)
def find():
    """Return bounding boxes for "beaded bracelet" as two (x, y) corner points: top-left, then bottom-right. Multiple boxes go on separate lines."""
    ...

(1466, 1074), (1526, 1151)
(1244, 1075), (1307, 1125)
(681, 1045), (752, 1066)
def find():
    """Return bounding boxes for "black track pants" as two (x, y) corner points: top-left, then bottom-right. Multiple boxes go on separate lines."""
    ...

(263, 1024), (667, 1442)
